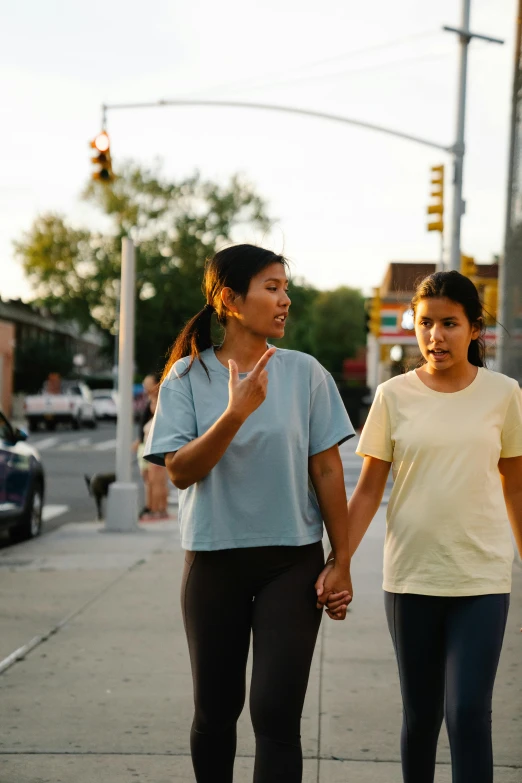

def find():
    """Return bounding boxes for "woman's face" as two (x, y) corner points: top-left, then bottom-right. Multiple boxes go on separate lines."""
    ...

(414, 296), (480, 372)
(224, 262), (291, 339)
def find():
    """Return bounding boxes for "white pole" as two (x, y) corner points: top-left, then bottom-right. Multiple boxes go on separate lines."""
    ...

(449, 0), (471, 272)
(105, 237), (139, 532)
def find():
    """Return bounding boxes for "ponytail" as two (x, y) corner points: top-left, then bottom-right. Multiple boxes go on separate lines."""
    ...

(161, 303), (214, 383)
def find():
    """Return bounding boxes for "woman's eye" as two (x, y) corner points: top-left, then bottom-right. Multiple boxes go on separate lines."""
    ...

(267, 287), (277, 292)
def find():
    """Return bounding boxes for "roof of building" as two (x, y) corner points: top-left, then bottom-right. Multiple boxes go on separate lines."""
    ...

(380, 261), (499, 299)
(0, 299), (105, 346)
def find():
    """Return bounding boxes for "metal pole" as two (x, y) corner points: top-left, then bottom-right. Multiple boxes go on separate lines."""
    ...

(105, 237), (139, 532)
(498, 0), (522, 376)
(449, 0), (471, 271)
(112, 278), (120, 392)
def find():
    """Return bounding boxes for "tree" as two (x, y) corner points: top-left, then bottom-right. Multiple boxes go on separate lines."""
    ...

(309, 287), (366, 376)
(278, 278), (319, 356)
(14, 162), (272, 375)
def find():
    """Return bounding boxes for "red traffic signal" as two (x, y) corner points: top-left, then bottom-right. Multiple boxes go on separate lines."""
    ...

(90, 131), (114, 182)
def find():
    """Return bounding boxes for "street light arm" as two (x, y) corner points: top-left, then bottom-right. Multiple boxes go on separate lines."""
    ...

(102, 98), (452, 153)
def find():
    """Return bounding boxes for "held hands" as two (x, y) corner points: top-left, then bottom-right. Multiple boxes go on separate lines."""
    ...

(315, 560), (353, 621)
(227, 347), (276, 423)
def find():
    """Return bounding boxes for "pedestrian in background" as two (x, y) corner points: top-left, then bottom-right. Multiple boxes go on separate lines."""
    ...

(319, 270), (522, 783)
(134, 373), (169, 519)
(144, 244), (353, 782)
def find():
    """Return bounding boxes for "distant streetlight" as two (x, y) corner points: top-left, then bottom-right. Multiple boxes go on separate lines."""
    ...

(390, 345), (404, 363)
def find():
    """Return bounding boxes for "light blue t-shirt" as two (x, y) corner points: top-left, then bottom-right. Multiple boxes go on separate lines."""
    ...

(144, 346), (354, 550)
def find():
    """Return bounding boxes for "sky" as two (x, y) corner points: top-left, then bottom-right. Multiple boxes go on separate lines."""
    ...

(0, 0), (516, 301)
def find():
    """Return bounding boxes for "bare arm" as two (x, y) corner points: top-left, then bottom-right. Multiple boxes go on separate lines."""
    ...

(499, 455), (522, 558)
(165, 347), (276, 490)
(346, 455), (391, 557)
(309, 445), (351, 566)
(309, 445), (352, 619)
(166, 410), (244, 489)
(316, 455), (391, 616)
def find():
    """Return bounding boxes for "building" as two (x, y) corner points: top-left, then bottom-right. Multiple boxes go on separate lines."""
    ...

(0, 320), (15, 415)
(0, 299), (111, 412)
(367, 261), (499, 394)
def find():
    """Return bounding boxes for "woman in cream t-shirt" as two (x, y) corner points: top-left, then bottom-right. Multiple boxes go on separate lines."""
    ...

(323, 270), (522, 783)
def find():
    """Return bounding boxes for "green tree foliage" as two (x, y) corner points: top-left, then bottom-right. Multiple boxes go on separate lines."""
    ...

(278, 278), (319, 356)
(14, 161), (366, 379)
(15, 162), (271, 374)
(309, 287), (367, 376)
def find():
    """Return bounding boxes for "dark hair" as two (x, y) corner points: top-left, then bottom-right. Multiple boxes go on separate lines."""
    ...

(162, 244), (288, 382)
(411, 270), (486, 368)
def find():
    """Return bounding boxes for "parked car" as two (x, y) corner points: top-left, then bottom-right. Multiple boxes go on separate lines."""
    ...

(92, 389), (118, 420)
(24, 380), (97, 432)
(0, 410), (45, 541)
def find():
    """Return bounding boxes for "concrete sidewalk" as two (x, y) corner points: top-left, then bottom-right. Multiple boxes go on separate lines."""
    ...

(0, 512), (521, 783)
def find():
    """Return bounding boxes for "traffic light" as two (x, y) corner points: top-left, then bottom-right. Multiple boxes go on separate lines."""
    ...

(427, 165), (444, 233)
(483, 283), (498, 325)
(367, 288), (381, 337)
(90, 131), (114, 182)
(460, 254), (476, 278)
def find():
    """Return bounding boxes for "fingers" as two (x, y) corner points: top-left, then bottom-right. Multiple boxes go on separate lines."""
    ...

(327, 591), (351, 611)
(326, 606), (347, 621)
(228, 359), (239, 385)
(250, 346), (276, 377)
(316, 591), (351, 611)
(315, 561), (336, 597)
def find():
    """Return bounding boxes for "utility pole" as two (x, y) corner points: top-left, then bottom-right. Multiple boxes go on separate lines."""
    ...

(105, 238), (139, 532)
(498, 0), (522, 380)
(444, 0), (504, 271)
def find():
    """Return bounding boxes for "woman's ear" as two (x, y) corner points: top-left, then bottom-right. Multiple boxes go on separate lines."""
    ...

(221, 287), (239, 314)
(471, 318), (482, 341)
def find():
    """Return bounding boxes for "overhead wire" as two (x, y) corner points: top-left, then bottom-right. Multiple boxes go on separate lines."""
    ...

(181, 28), (441, 99)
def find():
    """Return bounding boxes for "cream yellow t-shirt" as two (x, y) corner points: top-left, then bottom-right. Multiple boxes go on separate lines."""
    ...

(357, 368), (522, 596)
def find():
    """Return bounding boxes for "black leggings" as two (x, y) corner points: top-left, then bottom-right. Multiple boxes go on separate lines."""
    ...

(384, 591), (510, 783)
(181, 541), (324, 783)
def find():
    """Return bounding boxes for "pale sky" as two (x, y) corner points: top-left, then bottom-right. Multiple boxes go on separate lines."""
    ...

(0, 0), (515, 301)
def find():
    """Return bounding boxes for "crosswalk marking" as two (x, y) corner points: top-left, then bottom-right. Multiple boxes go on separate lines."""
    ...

(92, 438), (117, 451)
(42, 505), (69, 522)
(32, 436), (59, 451)
(59, 438), (92, 451)
(30, 436), (116, 453)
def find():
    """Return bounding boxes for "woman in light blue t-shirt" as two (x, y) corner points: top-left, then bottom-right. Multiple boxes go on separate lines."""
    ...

(144, 244), (354, 782)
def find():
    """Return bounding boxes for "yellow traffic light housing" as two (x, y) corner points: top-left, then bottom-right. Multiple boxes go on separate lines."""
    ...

(90, 131), (114, 182)
(427, 165), (444, 233)
(367, 288), (381, 337)
(460, 254), (476, 278)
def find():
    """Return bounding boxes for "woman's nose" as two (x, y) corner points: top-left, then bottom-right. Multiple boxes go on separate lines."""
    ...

(430, 324), (443, 341)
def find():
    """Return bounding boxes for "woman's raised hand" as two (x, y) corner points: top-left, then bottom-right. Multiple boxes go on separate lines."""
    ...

(227, 347), (276, 423)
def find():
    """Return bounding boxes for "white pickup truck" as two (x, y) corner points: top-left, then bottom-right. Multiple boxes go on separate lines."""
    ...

(24, 381), (97, 432)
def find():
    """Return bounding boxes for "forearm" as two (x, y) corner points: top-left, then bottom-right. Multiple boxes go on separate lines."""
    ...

(166, 409), (244, 489)
(346, 487), (383, 557)
(312, 465), (351, 565)
(504, 488), (522, 558)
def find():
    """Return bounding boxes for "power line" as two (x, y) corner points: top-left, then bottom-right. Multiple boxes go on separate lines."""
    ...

(231, 48), (456, 94)
(182, 29), (440, 100)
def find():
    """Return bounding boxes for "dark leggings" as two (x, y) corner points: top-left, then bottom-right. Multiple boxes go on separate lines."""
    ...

(181, 541), (324, 783)
(384, 591), (510, 783)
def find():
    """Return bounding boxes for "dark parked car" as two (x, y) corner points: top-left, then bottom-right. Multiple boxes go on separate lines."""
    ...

(0, 410), (44, 541)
